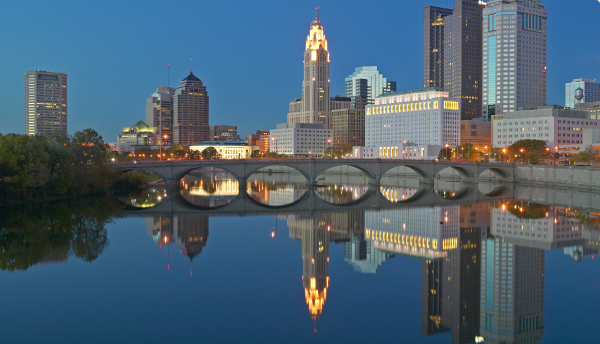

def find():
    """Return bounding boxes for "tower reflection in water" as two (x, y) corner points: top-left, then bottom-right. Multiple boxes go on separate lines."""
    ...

(146, 215), (209, 263)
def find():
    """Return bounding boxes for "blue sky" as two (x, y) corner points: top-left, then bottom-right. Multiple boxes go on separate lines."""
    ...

(1, 0), (599, 142)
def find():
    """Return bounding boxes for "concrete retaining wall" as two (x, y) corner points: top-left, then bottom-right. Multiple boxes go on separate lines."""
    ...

(515, 165), (600, 192)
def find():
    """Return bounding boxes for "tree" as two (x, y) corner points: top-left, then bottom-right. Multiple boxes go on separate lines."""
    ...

(507, 139), (547, 163)
(438, 147), (453, 160)
(201, 147), (219, 160)
(250, 150), (261, 158)
(570, 145), (599, 165)
(189, 149), (202, 160)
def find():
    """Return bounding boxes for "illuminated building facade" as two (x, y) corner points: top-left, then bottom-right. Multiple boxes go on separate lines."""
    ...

(173, 71), (209, 145)
(287, 14), (350, 129)
(480, 232), (545, 344)
(189, 141), (258, 159)
(24, 71), (67, 136)
(365, 88), (461, 148)
(482, 0), (547, 119)
(365, 207), (459, 259)
(117, 120), (158, 153)
(146, 86), (175, 145)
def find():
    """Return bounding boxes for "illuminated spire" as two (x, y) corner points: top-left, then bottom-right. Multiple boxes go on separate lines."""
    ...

(306, 13), (328, 53)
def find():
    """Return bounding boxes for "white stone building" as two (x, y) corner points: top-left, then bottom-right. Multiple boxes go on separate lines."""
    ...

(491, 106), (599, 149)
(269, 123), (332, 157)
(365, 87), (461, 148)
(351, 142), (442, 160)
(189, 141), (258, 159)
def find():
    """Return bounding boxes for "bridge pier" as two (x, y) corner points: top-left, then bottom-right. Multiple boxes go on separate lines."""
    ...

(164, 178), (180, 198)
(238, 179), (247, 197)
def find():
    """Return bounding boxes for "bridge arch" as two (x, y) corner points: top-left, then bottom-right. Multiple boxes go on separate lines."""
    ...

(435, 185), (477, 200)
(434, 166), (478, 182)
(478, 167), (513, 182)
(313, 164), (377, 184)
(115, 167), (169, 183)
(173, 165), (242, 185)
(380, 164), (432, 184)
(379, 184), (432, 204)
(243, 164), (310, 183)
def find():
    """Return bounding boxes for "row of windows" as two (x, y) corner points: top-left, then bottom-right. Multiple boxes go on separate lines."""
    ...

(367, 101), (459, 115)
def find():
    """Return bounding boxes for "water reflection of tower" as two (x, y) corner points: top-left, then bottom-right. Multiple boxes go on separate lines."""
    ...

(287, 215), (337, 329)
(480, 231), (545, 344)
(146, 215), (209, 261)
(422, 204), (488, 343)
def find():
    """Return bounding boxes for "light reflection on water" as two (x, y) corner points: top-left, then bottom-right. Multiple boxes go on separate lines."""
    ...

(4, 174), (599, 343)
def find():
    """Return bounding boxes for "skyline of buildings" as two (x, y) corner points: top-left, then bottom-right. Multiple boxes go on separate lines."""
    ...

(20, 3), (600, 160)
(565, 78), (600, 109)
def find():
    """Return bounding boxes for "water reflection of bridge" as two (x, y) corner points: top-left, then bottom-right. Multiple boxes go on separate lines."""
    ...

(124, 184), (514, 216)
(124, 183), (600, 217)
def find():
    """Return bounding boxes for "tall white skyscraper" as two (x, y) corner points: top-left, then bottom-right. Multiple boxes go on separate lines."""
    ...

(288, 13), (333, 128)
(24, 71), (67, 136)
(482, 0), (547, 119)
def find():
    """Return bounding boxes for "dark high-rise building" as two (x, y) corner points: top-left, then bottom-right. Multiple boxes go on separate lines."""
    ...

(423, 7), (454, 88)
(331, 109), (365, 149)
(173, 71), (209, 145)
(422, 259), (448, 336)
(424, 1), (485, 120)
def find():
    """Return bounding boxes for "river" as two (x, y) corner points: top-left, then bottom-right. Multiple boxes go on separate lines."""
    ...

(1, 168), (598, 344)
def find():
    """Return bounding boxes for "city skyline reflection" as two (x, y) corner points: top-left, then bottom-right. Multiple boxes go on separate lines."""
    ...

(1, 183), (599, 343)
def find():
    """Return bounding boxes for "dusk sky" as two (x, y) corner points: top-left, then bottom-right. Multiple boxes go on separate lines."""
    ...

(1, 0), (599, 142)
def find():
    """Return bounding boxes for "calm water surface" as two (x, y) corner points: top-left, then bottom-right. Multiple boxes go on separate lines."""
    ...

(1, 170), (599, 344)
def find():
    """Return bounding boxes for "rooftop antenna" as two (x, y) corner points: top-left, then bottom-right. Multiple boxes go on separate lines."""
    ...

(167, 63), (170, 87)
(315, 7), (320, 21)
(190, 58), (193, 72)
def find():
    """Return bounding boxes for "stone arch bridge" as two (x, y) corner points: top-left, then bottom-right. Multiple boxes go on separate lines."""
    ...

(113, 158), (516, 192)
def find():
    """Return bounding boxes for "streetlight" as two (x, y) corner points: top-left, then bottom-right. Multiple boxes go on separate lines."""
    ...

(160, 134), (168, 161)
(445, 143), (449, 161)
(520, 148), (525, 164)
(327, 139), (331, 158)
(502, 148), (507, 163)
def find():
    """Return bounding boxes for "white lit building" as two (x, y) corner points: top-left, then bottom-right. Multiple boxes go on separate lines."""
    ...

(365, 87), (461, 148)
(351, 142), (442, 160)
(491, 106), (599, 149)
(364, 207), (459, 259)
(269, 123), (332, 157)
(189, 141), (258, 159)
